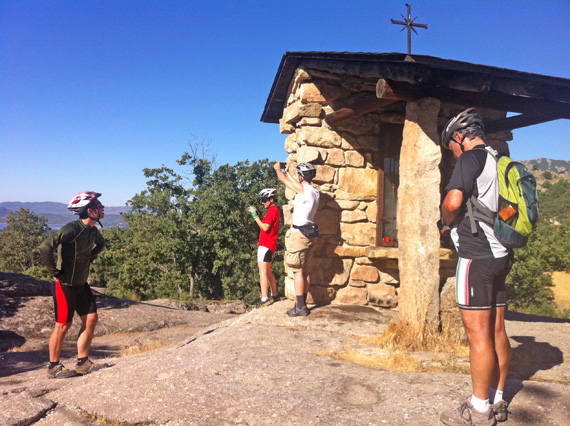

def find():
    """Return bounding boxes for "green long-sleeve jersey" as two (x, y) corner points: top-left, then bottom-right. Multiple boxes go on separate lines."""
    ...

(39, 219), (105, 286)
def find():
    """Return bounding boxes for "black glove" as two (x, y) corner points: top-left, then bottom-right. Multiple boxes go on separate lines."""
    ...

(53, 271), (65, 281)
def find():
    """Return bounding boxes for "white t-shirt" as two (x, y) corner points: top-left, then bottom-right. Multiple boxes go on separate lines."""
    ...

(292, 183), (320, 230)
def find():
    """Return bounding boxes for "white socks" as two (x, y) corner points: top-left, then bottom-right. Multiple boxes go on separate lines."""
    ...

(470, 395), (490, 413)
(489, 387), (505, 404)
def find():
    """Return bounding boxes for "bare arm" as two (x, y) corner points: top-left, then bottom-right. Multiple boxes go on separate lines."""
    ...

(442, 189), (464, 226)
(273, 162), (303, 194)
(248, 206), (271, 232)
(255, 216), (271, 232)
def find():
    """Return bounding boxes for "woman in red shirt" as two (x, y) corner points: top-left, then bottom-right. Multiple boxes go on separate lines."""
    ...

(248, 188), (280, 307)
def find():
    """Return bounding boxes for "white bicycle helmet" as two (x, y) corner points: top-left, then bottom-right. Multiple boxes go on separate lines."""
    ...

(258, 188), (277, 201)
(67, 191), (102, 215)
(296, 162), (317, 180)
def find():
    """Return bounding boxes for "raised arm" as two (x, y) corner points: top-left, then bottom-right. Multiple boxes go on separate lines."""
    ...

(273, 162), (303, 194)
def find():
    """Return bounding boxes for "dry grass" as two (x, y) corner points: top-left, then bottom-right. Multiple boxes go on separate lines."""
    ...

(552, 271), (570, 310)
(315, 319), (470, 374)
(314, 344), (422, 373)
(7, 346), (37, 353)
(120, 339), (170, 357)
(370, 320), (469, 356)
(82, 410), (152, 426)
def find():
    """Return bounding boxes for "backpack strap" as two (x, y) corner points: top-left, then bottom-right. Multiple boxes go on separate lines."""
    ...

(466, 195), (496, 233)
(464, 147), (498, 235)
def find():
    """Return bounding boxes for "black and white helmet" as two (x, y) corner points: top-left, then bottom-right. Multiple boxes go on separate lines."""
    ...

(440, 108), (485, 149)
(296, 162), (317, 180)
(67, 191), (102, 215)
(258, 188), (277, 201)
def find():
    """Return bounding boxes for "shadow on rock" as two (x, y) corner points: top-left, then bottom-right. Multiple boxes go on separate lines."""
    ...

(506, 310), (570, 324)
(0, 341), (121, 378)
(505, 380), (565, 424)
(509, 335), (564, 381)
(0, 273), (52, 321)
(0, 330), (26, 351)
(0, 348), (47, 378)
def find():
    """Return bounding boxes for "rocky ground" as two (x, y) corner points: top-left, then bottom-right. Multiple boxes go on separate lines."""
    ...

(1, 273), (569, 426)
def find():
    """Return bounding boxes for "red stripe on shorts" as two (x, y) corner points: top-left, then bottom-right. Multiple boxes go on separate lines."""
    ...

(55, 280), (68, 323)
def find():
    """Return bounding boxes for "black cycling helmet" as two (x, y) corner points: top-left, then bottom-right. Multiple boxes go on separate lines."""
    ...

(296, 162), (317, 180)
(440, 108), (485, 149)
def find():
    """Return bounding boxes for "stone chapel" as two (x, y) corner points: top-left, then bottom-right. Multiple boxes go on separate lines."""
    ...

(260, 52), (570, 322)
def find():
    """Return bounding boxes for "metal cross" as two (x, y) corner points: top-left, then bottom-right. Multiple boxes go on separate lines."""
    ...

(391, 4), (428, 55)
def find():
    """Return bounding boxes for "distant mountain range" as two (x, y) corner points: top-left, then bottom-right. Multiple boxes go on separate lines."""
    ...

(0, 202), (129, 227)
(522, 158), (570, 173)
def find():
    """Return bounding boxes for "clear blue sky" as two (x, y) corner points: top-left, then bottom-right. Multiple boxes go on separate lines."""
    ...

(1, 0), (569, 206)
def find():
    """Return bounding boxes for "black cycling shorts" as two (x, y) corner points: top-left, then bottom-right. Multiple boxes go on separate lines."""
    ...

(51, 280), (97, 324)
(455, 256), (512, 310)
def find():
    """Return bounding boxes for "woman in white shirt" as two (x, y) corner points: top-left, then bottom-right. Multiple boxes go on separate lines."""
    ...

(274, 162), (319, 317)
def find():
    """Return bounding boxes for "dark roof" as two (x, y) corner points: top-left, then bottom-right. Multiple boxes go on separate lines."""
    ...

(261, 51), (570, 124)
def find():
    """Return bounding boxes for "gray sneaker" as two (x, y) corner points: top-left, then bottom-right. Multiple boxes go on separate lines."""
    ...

(491, 400), (508, 422)
(75, 359), (109, 376)
(287, 305), (310, 317)
(440, 400), (496, 426)
(47, 362), (77, 379)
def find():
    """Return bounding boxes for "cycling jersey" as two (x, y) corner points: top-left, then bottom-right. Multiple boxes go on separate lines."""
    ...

(447, 145), (509, 260)
(258, 205), (280, 252)
(39, 219), (105, 286)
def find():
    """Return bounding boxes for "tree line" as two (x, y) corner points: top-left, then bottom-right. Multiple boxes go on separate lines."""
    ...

(1, 147), (568, 315)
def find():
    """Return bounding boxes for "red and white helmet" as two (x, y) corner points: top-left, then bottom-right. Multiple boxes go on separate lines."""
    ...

(67, 191), (102, 215)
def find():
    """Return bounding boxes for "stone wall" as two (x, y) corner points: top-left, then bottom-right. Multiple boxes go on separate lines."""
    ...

(279, 68), (401, 307)
(277, 67), (509, 310)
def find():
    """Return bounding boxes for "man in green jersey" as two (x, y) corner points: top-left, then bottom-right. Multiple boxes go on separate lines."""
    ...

(39, 191), (107, 378)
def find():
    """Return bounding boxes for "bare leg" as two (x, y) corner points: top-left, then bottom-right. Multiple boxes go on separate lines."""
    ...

(77, 313), (98, 359)
(490, 307), (511, 392)
(49, 322), (72, 362)
(460, 308), (494, 400)
(258, 262), (269, 299)
(267, 262), (277, 296)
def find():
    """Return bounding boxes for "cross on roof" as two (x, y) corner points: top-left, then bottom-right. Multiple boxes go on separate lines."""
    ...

(391, 4), (428, 55)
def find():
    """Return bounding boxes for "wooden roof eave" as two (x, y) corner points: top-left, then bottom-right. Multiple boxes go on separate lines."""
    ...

(261, 52), (570, 130)
(375, 79), (570, 133)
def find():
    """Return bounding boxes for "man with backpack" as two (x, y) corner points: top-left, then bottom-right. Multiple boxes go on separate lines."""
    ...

(439, 109), (513, 425)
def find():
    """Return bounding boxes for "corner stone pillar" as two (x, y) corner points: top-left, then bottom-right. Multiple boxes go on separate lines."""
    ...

(397, 98), (442, 327)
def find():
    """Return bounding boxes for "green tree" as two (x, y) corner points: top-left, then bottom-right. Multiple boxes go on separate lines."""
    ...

(543, 170), (553, 180)
(189, 159), (283, 304)
(97, 141), (284, 304)
(538, 180), (570, 222)
(507, 180), (570, 317)
(93, 164), (202, 300)
(0, 208), (51, 277)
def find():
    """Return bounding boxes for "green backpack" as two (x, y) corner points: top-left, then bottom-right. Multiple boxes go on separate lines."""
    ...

(466, 150), (539, 248)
